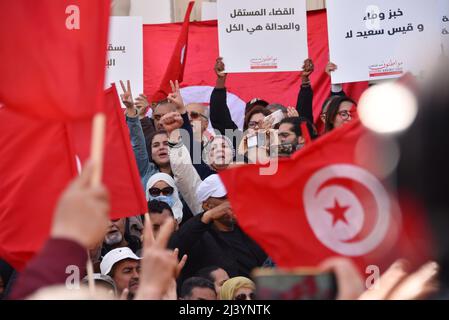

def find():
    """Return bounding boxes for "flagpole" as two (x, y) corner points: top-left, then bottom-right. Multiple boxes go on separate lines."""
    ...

(86, 113), (106, 296)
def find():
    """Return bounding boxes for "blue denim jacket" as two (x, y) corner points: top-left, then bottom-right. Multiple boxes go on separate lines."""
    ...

(126, 115), (158, 191)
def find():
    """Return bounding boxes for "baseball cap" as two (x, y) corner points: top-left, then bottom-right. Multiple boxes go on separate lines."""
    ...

(100, 247), (141, 276)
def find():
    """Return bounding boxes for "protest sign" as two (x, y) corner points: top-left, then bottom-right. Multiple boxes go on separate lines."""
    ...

(217, 0), (308, 73)
(327, 0), (441, 84)
(105, 17), (143, 104)
(440, 0), (449, 55)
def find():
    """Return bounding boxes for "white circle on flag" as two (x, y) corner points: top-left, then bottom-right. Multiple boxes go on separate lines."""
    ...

(303, 164), (392, 256)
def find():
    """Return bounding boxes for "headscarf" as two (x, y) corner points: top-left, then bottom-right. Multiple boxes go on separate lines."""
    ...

(146, 173), (183, 223)
(219, 276), (256, 300)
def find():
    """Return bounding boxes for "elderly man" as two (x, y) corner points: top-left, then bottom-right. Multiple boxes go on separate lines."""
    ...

(186, 103), (212, 145)
(168, 174), (267, 282)
(100, 247), (140, 299)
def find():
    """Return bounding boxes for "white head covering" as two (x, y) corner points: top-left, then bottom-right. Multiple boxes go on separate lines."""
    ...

(196, 174), (227, 203)
(146, 173), (183, 223)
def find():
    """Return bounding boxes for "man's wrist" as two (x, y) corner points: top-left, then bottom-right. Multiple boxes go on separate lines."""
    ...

(125, 108), (138, 118)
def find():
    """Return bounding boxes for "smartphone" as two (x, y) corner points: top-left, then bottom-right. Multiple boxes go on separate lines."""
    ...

(247, 134), (258, 148)
(252, 268), (338, 300)
(265, 109), (284, 126)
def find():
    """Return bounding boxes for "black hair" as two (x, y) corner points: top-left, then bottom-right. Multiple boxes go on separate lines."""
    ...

(147, 130), (168, 165)
(278, 116), (318, 140)
(243, 106), (271, 131)
(245, 99), (269, 115)
(148, 199), (174, 217)
(324, 96), (357, 132)
(180, 277), (216, 299)
(195, 266), (222, 283)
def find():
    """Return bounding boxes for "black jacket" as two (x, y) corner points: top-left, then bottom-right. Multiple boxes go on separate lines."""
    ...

(168, 213), (267, 281)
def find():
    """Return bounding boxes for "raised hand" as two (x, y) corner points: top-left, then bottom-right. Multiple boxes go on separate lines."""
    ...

(119, 80), (135, 111)
(135, 94), (150, 119)
(214, 57), (226, 78)
(134, 219), (178, 300)
(325, 62), (338, 77)
(160, 111), (184, 134)
(301, 59), (314, 83)
(287, 106), (299, 118)
(167, 80), (186, 114)
(51, 161), (110, 249)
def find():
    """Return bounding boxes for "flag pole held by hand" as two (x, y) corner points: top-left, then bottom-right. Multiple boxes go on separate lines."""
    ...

(86, 112), (107, 296)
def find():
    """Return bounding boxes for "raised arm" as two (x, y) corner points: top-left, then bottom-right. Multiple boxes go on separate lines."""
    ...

(210, 57), (238, 135)
(296, 59), (315, 124)
(160, 112), (203, 216)
(120, 80), (158, 188)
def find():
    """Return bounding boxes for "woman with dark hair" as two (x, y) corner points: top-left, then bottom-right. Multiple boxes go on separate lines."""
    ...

(324, 96), (358, 133)
(243, 106), (272, 132)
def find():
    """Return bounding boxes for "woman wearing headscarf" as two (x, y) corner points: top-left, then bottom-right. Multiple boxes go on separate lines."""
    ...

(219, 276), (256, 301)
(146, 173), (183, 224)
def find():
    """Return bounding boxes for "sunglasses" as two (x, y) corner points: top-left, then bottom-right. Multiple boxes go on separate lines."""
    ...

(148, 186), (174, 197)
(234, 293), (256, 300)
(189, 111), (208, 121)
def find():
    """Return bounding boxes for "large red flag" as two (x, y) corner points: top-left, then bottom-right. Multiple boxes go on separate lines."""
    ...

(152, 1), (195, 102)
(0, 0), (110, 120)
(220, 121), (432, 272)
(143, 10), (368, 128)
(0, 108), (77, 270)
(68, 84), (148, 219)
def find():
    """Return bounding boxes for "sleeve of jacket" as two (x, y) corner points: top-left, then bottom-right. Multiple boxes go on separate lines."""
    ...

(296, 84), (314, 124)
(168, 214), (211, 258)
(210, 87), (238, 135)
(126, 115), (158, 190)
(169, 142), (203, 216)
(140, 116), (155, 156)
(9, 238), (87, 300)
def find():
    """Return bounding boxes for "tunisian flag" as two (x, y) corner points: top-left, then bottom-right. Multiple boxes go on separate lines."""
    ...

(143, 10), (368, 128)
(220, 121), (432, 272)
(152, 1), (195, 102)
(0, 0), (110, 120)
(68, 84), (148, 220)
(0, 108), (77, 270)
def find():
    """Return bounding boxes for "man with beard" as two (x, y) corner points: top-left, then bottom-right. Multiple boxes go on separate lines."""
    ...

(168, 174), (267, 282)
(276, 117), (317, 157)
(101, 218), (141, 256)
(100, 247), (140, 299)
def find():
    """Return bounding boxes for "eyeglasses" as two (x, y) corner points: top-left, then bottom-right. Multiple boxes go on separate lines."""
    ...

(189, 111), (208, 121)
(234, 293), (256, 300)
(337, 110), (352, 120)
(148, 186), (174, 197)
(153, 114), (163, 121)
(248, 121), (261, 129)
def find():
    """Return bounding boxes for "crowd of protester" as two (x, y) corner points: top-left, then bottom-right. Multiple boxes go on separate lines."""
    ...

(1, 55), (449, 301)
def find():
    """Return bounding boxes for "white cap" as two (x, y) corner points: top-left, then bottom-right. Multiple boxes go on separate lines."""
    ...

(100, 247), (141, 276)
(196, 174), (227, 203)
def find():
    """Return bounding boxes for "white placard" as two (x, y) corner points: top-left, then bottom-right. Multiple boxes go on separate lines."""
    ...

(327, 0), (441, 84)
(440, 0), (449, 55)
(217, 0), (308, 73)
(105, 17), (143, 104)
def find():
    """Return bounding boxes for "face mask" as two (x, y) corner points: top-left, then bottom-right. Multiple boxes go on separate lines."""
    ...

(150, 195), (175, 207)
